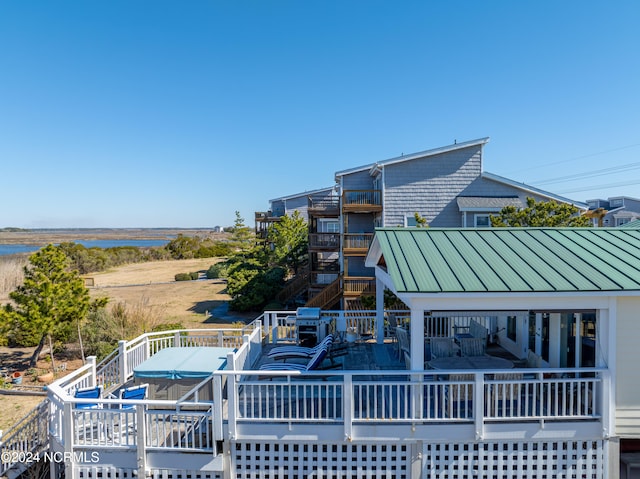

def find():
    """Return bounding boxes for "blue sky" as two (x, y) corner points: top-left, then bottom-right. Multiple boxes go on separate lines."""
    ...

(1, 1), (639, 228)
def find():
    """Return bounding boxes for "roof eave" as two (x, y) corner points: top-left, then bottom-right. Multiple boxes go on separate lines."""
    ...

(482, 172), (589, 209)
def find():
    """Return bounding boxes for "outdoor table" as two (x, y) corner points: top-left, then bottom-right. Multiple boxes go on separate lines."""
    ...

(428, 355), (514, 370)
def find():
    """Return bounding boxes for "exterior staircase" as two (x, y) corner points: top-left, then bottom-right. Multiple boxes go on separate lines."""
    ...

(0, 399), (50, 479)
(276, 267), (310, 305)
(305, 274), (342, 309)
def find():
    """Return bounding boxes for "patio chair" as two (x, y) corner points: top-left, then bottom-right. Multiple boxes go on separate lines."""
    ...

(267, 334), (334, 360)
(395, 327), (410, 361)
(74, 385), (103, 410)
(259, 346), (329, 373)
(459, 338), (486, 357)
(486, 373), (529, 417)
(430, 338), (456, 359)
(447, 374), (474, 419)
(119, 383), (148, 408)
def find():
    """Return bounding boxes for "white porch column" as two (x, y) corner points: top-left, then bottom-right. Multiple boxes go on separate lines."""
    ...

(549, 313), (561, 367)
(410, 307), (424, 370)
(376, 278), (385, 344)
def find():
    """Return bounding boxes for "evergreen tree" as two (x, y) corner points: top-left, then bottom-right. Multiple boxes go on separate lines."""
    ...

(268, 211), (308, 274)
(490, 197), (591, 228)
(1, 245), (91, 367)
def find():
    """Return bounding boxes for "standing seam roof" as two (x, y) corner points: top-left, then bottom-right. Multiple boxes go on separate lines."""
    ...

(371, 228), (640, 294)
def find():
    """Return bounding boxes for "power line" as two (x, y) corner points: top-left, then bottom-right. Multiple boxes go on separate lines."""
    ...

(503, 142), (640, 175)
(530, 161), (640, 186)
(558, 179), (640, 194)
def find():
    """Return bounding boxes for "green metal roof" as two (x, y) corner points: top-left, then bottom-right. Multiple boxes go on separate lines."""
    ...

(621, 219), (640, 229)
(368, 228), (640, 293)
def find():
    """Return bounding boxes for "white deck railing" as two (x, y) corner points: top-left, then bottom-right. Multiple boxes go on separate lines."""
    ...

(2, 322), (609, 477)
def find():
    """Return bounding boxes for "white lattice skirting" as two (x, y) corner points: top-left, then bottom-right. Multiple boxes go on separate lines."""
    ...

(231, 439), (605, 479)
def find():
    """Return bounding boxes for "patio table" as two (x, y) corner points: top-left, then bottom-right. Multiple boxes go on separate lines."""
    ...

(428, 355), (514, 370)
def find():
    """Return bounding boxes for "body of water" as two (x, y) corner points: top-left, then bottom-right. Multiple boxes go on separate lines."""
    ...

(0, 239), (169, 256)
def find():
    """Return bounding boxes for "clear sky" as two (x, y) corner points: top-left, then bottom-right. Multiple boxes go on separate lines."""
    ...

(1, 1), (639, 228)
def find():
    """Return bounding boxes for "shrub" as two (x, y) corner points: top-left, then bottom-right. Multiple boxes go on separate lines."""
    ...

(175, 273), (192, 281)
(189, 271), (199, 280)
(206, 263), (227, 279)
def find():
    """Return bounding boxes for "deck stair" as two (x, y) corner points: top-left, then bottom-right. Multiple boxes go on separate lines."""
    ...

(0, 399), (50, 479)
(276, 266), (310, 305)
(305, 274), (342, 309)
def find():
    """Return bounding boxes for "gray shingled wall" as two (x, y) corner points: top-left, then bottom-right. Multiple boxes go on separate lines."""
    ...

(383, 145), (482, 227)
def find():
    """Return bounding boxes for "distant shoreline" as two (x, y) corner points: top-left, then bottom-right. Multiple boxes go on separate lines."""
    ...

(0, 228), (225, 245)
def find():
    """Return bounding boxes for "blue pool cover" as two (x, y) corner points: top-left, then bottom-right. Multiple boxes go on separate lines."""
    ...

(133, 347), (235, 379)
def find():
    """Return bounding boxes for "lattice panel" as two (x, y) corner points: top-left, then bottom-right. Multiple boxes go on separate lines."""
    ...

(423, 440), (605, 479)
(232, 441), (411, 479)
(76, 466), (137, 478)
(76, 467), (222, 479)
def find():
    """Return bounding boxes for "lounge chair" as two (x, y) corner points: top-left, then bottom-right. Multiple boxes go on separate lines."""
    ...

(267, 334), (334, 360)
(260, 347), (329, 372)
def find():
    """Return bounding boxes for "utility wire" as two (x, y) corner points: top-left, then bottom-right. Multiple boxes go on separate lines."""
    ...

(530, 161), (640, 186)
(503, 142), (640, 175)
(558, 179), (640, 194)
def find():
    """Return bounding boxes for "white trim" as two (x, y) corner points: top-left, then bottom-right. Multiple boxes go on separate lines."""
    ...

(474, 213), (491, 227)
(335, 137), (490, 179)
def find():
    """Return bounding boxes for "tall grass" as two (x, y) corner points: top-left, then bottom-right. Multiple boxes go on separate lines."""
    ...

(0, 255), (27, 299)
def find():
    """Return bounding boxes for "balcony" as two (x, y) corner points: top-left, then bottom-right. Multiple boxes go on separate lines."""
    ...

(343, 276), (376, 297)
(308, 232), (340, 251)
(342, 190), (382, 213)
(343, 233), (374, 256)
(308, 196), (340, 216)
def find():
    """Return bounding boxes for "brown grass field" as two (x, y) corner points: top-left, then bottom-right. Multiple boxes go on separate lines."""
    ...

(0, 257), (256, 432)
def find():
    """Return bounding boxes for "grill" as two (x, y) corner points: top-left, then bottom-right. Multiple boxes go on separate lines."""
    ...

(295, 307), (331, 347)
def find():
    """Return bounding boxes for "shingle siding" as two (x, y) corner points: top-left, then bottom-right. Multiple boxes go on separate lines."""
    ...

(342, 170), (374, 190)
(383, 146), (482, 227)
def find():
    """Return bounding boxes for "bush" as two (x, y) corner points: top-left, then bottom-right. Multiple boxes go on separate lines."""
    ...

(175, 273), (192, 281)
(189, 271), (199, 280)
(206, 263), (227, 279)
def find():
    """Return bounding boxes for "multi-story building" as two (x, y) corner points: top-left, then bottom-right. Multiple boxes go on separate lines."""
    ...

(259, 137), (587, 309)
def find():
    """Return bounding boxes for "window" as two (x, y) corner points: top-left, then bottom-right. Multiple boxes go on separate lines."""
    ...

(474, 214), (491, 227)
(616, 218), (631, 226)
(405, 215), (417, 227)
(319, 219), (340, 233)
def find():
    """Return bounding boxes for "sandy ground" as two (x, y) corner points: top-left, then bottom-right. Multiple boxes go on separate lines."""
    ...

(0, 257), (257, 432)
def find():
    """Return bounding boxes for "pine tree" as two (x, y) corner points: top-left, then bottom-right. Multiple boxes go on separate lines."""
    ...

(2, 244), (90, 367)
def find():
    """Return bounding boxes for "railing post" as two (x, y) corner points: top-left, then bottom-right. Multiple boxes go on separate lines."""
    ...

(174, 331), (181, 347)
(118, 340), (127, 385)
(601, 369), (612, 437)
(212, 375), (223, 441)
(136, 406), (147, 475)
(227, 374), (237, 439)
(218, 330), (224, 347)
(62, 402), (74, 479)
(87, 356), (97, 388)
(474, 372), (485, 440)
(343, 374), (353, 441)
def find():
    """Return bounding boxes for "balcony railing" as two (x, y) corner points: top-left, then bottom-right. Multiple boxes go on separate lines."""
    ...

(342, 190), (382, 212)
(343, 276), (376, 296)
(343, 233), (374, 255)
(308, 197), (340, 215)
(308, 232), (340, 250)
